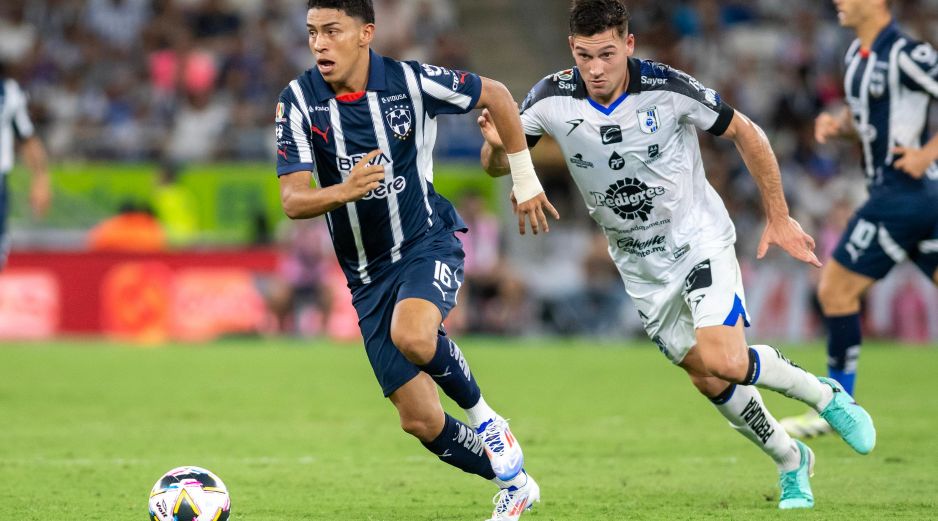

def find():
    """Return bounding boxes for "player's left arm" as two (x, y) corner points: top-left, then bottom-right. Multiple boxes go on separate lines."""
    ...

(721, 110), (822, 268)
(894, 40), (938, 179)
(20, 137), (51, 218)
(474, 77), (559, 235)
(10, 83), (50, 218)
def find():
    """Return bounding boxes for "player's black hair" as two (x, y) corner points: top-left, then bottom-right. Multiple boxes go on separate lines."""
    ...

(569, 0), (631, 37)
(307, 0), (375, 24)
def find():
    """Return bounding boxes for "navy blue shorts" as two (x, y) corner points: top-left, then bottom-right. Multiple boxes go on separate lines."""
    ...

(0, 176), (8, 269)
(832, 194), (938, 280)
(351, 230), (465, 397)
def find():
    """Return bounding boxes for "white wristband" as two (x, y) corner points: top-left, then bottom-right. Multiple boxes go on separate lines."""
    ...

(506, 149), (543, 204)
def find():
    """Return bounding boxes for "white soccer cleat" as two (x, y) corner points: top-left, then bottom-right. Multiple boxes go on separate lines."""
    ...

(780, 410), (833, 439)
(477, 417), (524, 480)
(485, 471), (540, 521)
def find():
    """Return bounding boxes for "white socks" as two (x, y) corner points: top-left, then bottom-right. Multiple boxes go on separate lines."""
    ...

(492, 469), (528, 490)
(748, 345), (833, 411)
(466, 396), (498, 431)
(710, 383), (801, 472)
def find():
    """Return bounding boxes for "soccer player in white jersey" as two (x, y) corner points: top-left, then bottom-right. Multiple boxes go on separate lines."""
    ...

(276, 1), (558, 519)
(479, 0), (876, 510)
(0, 66), (51, 266)
(781, 0), (938, 439)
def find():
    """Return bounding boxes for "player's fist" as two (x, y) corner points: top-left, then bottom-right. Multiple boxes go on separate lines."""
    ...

(341, 149), (386, 203)
(815, 112), (842, 144)
(891, 146), (932, 179)
(477, 108), (504, 149)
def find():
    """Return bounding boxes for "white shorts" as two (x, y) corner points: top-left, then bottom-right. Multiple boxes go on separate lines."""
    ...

(624, 246), (750, 365)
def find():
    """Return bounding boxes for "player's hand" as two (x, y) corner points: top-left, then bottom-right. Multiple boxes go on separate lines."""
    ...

(815, 112), (842, 144)
(30, 175), (51, 218)
(511, 190), (560, 235)
(892, 146), (933, 179)
(341, 149), (386, 203)
(477, 108), (504, 149)
(757, 216), (822, 268)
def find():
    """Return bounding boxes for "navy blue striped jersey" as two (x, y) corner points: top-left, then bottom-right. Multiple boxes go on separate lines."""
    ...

(0, 78), (36, 175)
(844, 21), (938, 195)
(275, 50), (482, 285)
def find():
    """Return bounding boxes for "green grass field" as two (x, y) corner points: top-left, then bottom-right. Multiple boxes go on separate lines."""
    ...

(1, 339), (936, 520)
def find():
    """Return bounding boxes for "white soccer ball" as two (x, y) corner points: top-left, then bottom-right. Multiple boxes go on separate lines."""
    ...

(148, 466), (231, 521)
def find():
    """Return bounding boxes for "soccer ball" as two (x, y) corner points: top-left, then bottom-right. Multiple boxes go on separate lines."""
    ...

(148, 466), (231, 521)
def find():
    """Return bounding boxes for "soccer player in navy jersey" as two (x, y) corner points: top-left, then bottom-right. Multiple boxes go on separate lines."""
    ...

(0, 68), (51, 268)
(275, 1), (557, 519)
(782, 0), (938, 439)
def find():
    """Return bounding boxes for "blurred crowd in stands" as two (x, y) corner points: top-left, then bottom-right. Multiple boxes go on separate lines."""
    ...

(2, 0), (936, 339)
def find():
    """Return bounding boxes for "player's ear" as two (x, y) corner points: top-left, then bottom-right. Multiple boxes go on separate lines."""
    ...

(625, 33), (635, 56)
(359, 22), (375, 47)
(568, 35), (576, 53)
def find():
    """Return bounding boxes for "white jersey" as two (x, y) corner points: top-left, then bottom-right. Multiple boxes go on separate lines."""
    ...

(0, 78), (35, 175)
(520, 58), (737, 283)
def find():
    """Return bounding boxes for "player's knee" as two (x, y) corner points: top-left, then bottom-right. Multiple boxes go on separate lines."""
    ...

(700, 346), (749, 384)
(817, 275), (860, 314)
(390, 327), (436, 365)
(399, 415), (440, 442)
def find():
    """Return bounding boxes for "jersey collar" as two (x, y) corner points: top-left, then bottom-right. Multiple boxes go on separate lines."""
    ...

(309, 48), (388, 103)
(864, 20), (899, 56)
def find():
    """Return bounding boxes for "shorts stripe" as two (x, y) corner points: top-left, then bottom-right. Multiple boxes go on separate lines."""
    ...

(722, 294), (750, 327)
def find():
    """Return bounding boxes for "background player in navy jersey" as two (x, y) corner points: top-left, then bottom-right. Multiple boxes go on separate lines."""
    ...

(275, 1), (557, 519)
(781, 0), (938, 439)
(0, 69), (51, 267)
(480, 0), (875, 510)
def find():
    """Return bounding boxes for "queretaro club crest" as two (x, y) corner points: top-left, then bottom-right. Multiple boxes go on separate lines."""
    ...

(637, 106), (660, 134)
(386, 105), (413, 140)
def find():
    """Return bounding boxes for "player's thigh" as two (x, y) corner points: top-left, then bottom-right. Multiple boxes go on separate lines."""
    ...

(390, 298), (443, 363)
(351, 276), (421, 398)
(626, 274), (696, 365)
(816, 258), (876, 314)
(389, 372), (445, 439)
(911, 218), (938, 285)
(685, 247), (751, 380)
(397, 231), (465, 324)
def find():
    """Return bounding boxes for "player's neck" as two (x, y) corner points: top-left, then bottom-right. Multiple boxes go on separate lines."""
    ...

(856, 13), (892, 51)
(590, 73), (629, 107)
(329, 50), (371, 96)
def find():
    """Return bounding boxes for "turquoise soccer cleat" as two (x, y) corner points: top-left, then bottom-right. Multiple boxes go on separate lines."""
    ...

(818, 377), (877, 455)
(778, 440), (815, 510)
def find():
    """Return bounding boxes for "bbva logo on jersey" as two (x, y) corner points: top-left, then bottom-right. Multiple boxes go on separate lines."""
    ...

(385, 105), (413, 140)
(637, 106), (660, 134)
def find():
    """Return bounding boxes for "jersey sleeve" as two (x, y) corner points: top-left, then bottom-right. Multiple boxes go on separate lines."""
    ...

(519, 84), (548, 148)
(275, 87), (316, 178)
(414, 62), (483, 117)
(8, 81), (35, 140)
(664, 68), (735, 136)
(898, 40), (938, 98)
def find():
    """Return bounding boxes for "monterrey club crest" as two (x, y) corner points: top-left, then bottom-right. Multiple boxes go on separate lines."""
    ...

(590, 178), (666, 222)
(637, 106), (660, 134)
(385, 105), (413, 140)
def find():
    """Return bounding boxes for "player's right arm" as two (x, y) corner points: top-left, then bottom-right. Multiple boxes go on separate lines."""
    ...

(479, 108), (511, 178)
(279, 150), (386, 220)
(274, 88), (385, 220)
(815, 107), (855, 144)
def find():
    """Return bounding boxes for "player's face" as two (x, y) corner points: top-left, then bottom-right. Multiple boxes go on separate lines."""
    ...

(833, 0), (881, 28)
(569, 29), (635, 104)
(307, 8), (374, 83)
